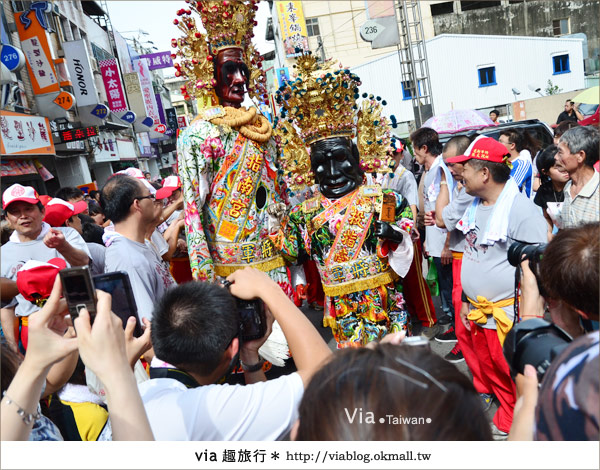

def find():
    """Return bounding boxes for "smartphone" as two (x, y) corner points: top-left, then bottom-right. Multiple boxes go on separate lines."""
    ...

(93, 271), (143, 337)
(59, 266), (96, 320)
(237, 298), (266, 342)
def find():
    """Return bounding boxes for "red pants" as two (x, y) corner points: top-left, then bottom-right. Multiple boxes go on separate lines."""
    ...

(452, 254), (491, 395)
(470, 324), (516, 433)
(304, 260), (324, 306)
(402, 239), (436, 327)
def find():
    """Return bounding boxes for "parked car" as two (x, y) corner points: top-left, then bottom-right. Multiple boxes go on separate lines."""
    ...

(438, 119), (554, 150)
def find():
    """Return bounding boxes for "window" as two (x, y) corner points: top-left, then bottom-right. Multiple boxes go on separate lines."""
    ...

(478, 66), (496, 87)
(306, 17), (320, 37)
(460, 1), (500, 12)
(553, 54), (570, 74)
(430, 2), (454, 16)
(552, 18), (570, 36)
(401, 81), (421, 100)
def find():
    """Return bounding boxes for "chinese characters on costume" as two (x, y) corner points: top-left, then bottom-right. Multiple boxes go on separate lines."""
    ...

(270, 53), (415, 347)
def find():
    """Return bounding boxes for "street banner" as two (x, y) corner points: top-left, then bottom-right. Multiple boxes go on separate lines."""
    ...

(15, 4), (60, 95)
(63, 39), (99, 107)
(140, 51), (173, 70)
(99, 58), (128, 113)
(276, 1), (309, 58)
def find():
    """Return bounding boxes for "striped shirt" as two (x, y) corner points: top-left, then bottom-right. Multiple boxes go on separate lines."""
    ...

(510, 152), (533, 198)
(560, 170), (599, 228)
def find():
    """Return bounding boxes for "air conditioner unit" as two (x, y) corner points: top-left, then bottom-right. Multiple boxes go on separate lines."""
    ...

(90, 57), (99, 73)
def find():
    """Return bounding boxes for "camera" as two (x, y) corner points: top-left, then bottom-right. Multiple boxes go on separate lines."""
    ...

(507, 241), (546, 269)
(221, 279), (266, 342)
(503, 318), (572, 383)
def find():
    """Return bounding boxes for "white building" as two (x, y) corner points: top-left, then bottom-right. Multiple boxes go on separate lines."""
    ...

(352, 34), (585, 133)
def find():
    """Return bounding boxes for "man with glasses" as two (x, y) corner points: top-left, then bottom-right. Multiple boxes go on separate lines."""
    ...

(100, 175), (176, 322)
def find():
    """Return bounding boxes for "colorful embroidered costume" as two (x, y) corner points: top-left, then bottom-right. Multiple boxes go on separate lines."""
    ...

(270, 185), (414, 347)
(178, 114), (292, 294)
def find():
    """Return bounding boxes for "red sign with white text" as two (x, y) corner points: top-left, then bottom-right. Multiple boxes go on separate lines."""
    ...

(99, 58), (127, 113)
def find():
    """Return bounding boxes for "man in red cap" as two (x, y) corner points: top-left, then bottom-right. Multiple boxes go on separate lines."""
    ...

(1, 184), (90, 350)
(446, 137), (547, 438)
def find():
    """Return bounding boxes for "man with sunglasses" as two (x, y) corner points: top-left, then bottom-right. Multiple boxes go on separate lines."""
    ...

(101, 175), (176, 322)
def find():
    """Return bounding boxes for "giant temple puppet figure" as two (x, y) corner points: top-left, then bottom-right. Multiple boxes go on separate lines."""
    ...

(173, 1), (292, 293)
(269, 53), (415, 348)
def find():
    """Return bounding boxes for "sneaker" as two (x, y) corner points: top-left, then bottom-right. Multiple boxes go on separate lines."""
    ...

(490, 422), (508, 440)
(434, 326), (458, 343)
(309, 301), (324, 311)
(437, 314), (452, 326)
(480, 393), (494, 412)
(419, 324), (439, 339)
(443, 344), (464, 363)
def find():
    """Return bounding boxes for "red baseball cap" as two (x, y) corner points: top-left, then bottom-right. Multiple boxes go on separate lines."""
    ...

(156, 175), (181, 200)
(2, 184), (40, 210)
(39, 195), (53, 206)
(43, 198), (88, 227)
(16, 258), (67, 303)
(446, 136), (510, 164)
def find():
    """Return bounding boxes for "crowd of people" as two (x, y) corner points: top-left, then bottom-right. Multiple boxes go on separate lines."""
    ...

(1, 0), (598, 446)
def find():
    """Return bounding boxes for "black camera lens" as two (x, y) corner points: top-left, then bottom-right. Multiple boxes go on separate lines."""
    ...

(507, 241), (547, 267)
(503, 318), (572, 383)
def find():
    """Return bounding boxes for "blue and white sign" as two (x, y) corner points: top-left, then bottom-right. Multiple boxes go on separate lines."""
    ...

(121, 111), (137, 124)
(90, 104), (109, 119)
(141, 116), (154, 127)
(1, 45), (26, 72)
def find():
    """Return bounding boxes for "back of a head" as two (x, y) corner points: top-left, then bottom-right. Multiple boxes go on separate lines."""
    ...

(87, 200), (103, 217)
(100, 175), (140, 224)
(410, 127), (442, 156)
(443, 135), (471, 157)
(500, 128), (539, 154)
(151, 282), (239, 376)
(554, 120), (579, 139)
(541, 222), (599, 320)
(81, 222), (105, 245)
(559, 126), (600, 168)
(296, 343), (491, 441)
(54, 186), (84, 202)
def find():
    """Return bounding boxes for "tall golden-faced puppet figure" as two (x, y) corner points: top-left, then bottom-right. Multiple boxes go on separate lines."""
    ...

(270, 53), (415, 348)
(174, 1), (292, 298)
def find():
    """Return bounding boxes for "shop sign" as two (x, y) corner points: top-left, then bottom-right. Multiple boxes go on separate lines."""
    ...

(0, 110), (55, 155)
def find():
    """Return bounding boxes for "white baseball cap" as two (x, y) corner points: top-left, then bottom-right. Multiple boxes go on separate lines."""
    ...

(2, 184), (40, 210)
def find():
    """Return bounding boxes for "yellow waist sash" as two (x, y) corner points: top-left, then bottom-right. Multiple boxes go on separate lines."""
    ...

(467, 295), (515, 346)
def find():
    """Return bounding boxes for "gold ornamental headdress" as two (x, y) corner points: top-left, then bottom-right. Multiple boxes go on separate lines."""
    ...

(274, 52), (397, 193)
(171, 0), (267, 102)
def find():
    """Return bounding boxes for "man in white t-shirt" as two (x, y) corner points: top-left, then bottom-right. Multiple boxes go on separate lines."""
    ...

(142, 268), (332, 440)
(1, 184), (90, 349)
(100, 175), (176, 322)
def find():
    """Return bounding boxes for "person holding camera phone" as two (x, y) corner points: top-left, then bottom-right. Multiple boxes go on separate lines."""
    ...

(445, 136), (547, 438)
(508, 222), (599, 441)
(138, 268), (332, 441)
(1, 276), (154, 441)
(1, 185), (91, 351)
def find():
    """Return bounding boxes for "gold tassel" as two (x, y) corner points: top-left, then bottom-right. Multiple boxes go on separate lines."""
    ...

(213, 256), (286, 277)
(322, 271), (400, 297)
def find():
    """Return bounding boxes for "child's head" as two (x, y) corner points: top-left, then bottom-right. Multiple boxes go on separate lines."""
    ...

(536, 144), (569, 186)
